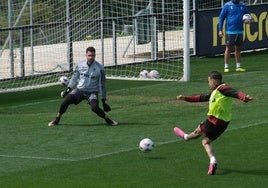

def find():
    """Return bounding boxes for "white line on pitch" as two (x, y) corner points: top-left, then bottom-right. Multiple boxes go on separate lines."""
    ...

(0, 154), (77, 162)
(1, 120), (265, 162)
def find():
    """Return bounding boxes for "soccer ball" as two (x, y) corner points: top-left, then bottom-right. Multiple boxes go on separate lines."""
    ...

(139, 138), (154, 152)
(243, 14), (252, 24)
(139, 70), (149, 78)
(59, 76), (69, 86)
(148, 70), (160, 79)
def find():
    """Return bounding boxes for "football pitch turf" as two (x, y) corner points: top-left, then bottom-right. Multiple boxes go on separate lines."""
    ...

(0, 50), (267, 187)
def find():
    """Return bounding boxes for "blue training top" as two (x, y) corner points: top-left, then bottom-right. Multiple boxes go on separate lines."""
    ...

(218, 0), (250, 34)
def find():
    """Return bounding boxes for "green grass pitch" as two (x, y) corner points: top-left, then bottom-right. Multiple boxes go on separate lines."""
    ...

(0, 50), (268, 187)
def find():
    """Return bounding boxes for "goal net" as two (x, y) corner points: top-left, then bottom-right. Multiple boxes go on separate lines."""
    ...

(0, 0), (193, 93)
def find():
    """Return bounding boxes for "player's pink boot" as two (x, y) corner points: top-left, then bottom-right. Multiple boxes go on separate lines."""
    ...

(208, 163), (217, 175)
(173, 127), (186, 140)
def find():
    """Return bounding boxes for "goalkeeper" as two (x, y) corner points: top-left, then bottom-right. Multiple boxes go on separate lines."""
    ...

(48, 46), (118, 126)
(173, 71), (253, 175)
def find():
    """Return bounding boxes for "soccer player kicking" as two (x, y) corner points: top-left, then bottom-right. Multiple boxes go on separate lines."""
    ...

(48, 46), (118, 126)
(174, 71), (253, 175)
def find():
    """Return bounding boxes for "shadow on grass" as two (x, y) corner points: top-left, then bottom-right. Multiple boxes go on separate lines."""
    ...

(219, 168), (268, 176)
(61, 122), (159, 127)
(60, 123), (105, 127)
(148, 156), (166, 160)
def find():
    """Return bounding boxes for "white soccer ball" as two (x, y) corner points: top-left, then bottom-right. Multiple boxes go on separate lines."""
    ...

(139, 70), (149, 78)
(243, 14), (252, 24)
(148, 70), (160, 79)
(139, 138), (154, 152)
(59, 76), (69, 86)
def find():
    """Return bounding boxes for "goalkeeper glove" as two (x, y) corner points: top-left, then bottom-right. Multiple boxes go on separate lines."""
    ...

(61, 87), (72, 98)
(101, 98), (111, 112)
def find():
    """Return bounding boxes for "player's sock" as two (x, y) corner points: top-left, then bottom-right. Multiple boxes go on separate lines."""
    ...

(210, 156), (217, 164)
(224, 64), (229, 72)
(236, 62), (241, 68)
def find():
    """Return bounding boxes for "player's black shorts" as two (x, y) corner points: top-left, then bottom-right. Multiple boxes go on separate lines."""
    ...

(200, 119), (229, 140)
(225, 34), (243, 46)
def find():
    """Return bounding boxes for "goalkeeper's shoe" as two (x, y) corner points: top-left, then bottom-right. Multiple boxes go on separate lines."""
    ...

(224, 68), (229, 73)
(48, 120), (59, 126)
(105, 117), (118, 126)
(208, 162), (217, 175)
(173, 127), (186, 140)
(236, 67), (246, 72)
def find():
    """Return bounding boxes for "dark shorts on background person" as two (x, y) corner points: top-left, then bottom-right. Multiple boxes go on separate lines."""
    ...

(226, 34), (243, 46)
(200, 119), (228, 140)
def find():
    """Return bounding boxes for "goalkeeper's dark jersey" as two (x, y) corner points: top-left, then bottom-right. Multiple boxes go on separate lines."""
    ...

(68, 60), (106, 99)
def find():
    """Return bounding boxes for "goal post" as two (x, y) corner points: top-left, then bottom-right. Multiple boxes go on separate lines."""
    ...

(182, 0), (190, 82)
(0, 0), (192, 93)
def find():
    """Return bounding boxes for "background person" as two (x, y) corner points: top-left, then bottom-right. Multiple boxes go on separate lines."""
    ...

(218, 0), (253, 73)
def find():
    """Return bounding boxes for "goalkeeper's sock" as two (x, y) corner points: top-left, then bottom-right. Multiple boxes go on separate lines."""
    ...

(54, 116), (61, 124)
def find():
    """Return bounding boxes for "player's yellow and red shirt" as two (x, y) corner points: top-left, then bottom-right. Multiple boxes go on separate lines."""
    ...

(183, 83), (248, 125)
